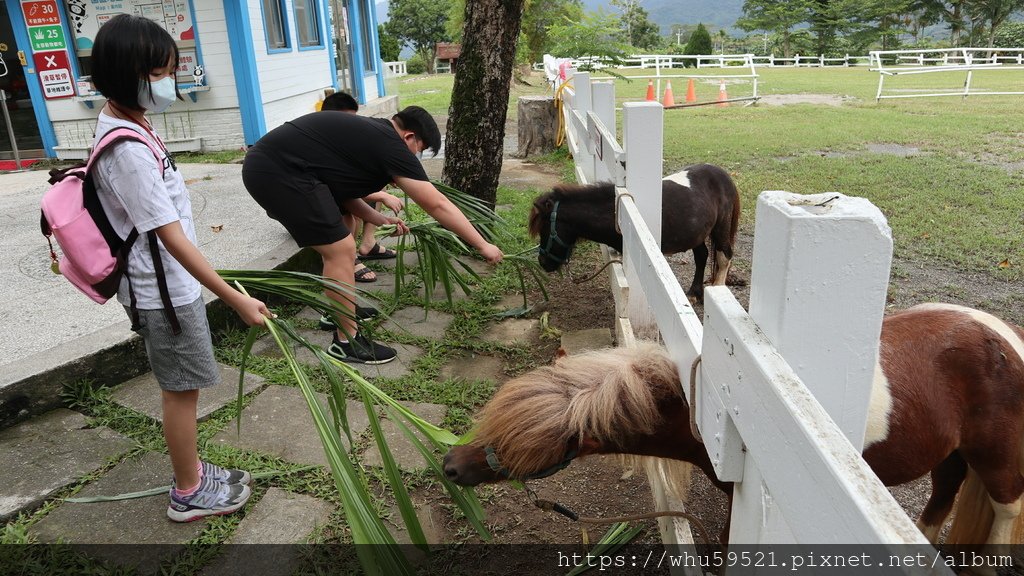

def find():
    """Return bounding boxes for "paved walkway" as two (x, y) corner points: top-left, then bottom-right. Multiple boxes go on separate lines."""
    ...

(0, 154), (613, 572)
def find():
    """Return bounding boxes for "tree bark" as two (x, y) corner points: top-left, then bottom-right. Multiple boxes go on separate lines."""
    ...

(442, 0), (526, 209)
(516, 96), (557, 158)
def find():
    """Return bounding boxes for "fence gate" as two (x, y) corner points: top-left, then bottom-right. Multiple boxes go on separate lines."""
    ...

(558, 69), (951, 574)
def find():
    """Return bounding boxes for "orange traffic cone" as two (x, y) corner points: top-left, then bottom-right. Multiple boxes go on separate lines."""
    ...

(645, 79), (655, 101)
(685, 78), (697, 103)
(662, 81), (675, 107)
(717, 80), (729, 107)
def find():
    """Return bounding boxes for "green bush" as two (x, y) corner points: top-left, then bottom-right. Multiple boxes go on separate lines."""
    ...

(995, 22), (1024, 48)
(407, 53), (427, 75)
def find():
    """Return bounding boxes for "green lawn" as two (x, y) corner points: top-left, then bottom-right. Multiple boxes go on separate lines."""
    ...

(389, 68), (1024, 279)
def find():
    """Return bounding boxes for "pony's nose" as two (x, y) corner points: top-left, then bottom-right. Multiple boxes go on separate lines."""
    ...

(442, 452), (459, 482)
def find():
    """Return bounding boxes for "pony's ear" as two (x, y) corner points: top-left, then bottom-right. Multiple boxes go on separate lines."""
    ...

(533, 195), (555, 213)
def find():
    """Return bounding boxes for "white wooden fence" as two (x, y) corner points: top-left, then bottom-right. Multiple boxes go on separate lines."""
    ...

(590, 54), (760, 106)
(383, 61), (407, 77)
(870, 47), (1024, 101)
(558, 69), (950, 570)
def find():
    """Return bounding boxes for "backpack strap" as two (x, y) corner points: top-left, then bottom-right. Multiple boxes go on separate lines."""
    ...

(147, 230), (181, 335)
(90, 127), (180, 335)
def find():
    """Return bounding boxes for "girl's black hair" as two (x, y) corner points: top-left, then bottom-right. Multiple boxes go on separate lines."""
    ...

(91, 14), (180, 110)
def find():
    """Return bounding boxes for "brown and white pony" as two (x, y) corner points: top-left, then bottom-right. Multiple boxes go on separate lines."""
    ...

(528, 164), (740, 302)
(444, 304), (1024, 549)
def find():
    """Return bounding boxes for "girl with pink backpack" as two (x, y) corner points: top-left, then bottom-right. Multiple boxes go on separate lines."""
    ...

(82, 14), (272, 522)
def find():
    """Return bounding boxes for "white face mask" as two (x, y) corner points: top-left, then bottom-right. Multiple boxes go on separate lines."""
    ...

(138, 76), (177, 113)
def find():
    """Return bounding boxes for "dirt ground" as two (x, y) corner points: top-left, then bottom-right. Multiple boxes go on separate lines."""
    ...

(451, 159), (1024, 558)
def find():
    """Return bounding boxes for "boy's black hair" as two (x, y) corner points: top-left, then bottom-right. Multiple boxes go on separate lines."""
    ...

(393, 106), (442, 157)
(91, 14), (180, 111)
(322, 91), (359, 112)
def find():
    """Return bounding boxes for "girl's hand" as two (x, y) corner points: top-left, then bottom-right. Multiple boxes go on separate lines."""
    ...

(233, 295), (274, 327)
(479, 243), (503, 264)
(383, 216), (409, 236)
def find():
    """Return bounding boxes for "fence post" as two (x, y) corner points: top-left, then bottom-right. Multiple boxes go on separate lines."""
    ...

(622, 102), (664, 338)
(728, 191), (893, 543)
(573, 72), (596, 184)
(590, 81), (616, 183)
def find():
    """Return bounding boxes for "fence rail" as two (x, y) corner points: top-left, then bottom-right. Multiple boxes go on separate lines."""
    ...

(558, 68), (950, 564)
(869, 47), (1024, 100)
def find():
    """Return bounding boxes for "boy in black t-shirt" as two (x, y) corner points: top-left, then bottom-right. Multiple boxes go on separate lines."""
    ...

(242, 106), (503, 364)
(320, 92), (404, 284)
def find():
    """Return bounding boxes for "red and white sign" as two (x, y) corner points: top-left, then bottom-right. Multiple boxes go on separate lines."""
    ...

(22, 0), (60, 27)
(33, 50), (74, 99)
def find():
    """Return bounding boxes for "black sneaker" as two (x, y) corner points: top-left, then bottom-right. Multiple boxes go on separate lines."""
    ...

(327, 333), (397, 365)
(318, 306), (379, 330)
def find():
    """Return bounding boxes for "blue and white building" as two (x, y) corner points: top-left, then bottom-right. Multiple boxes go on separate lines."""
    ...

(0, 0), (394, 160)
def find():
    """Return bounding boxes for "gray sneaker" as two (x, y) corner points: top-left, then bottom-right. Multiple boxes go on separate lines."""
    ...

(200, 460), (251, 485)
(167, 476), (251, 523)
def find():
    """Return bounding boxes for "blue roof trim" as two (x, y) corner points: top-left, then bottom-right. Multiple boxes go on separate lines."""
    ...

(222, 0), (266, 144)
(5, 0), (58, 155)
(347, 0), (365, 104)
(367, 0), (385, 97)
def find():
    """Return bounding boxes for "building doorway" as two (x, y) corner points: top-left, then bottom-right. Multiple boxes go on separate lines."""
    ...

(0, 0), (45, 162)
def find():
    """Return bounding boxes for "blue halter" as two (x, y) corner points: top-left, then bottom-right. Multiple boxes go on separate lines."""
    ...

(537, 200), (576, 265)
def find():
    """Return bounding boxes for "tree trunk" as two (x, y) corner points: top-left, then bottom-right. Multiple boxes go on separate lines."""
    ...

(442, 0), (526, 209)
(516, 96), (557, 158)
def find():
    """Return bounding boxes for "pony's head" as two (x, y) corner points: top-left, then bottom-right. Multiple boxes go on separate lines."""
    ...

(443, 343), (684, 485)
(528, 188), (578, 272)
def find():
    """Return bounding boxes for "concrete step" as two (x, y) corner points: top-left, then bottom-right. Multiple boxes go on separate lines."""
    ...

(30, 452), (203, 573)
(0, 409), (135, 522)
(212, 384), (369, 468)
(200, 487), (334, 576)
(359, 402), (447, 472)
(110, 364), (265, 422)
(560, 328), (614, 355)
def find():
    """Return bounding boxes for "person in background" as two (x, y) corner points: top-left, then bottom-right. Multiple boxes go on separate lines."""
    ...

(242, 105), (502, 364)
(319, 92), (404, 284)
(90, 14), (272, 522)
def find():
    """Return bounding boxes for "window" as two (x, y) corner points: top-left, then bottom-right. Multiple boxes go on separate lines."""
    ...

(293, 0), (322, 48)
(358, 2), (375, 72)
(262, 0), (290, 51)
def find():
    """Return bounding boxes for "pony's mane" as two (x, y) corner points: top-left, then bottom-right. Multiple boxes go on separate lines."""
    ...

(473, 342), (681, 477)
(527, 183), (617, 238)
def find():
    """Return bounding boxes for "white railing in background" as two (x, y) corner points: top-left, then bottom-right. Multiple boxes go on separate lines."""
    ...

(558, 68), (949, 567)
(591, 54), (761, 107)
(869, 47), (1024, 100)
(383, 61), (407, 77)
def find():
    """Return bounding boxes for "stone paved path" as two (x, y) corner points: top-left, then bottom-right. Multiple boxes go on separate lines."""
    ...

(0, 159), (596, 571)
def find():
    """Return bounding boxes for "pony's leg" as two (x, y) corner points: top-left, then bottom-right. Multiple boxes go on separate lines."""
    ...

(917, 452), (967, 543)
(689, 243), (709, 301)
(712, 250), (731, 286)
(965, 450), (1024, 546)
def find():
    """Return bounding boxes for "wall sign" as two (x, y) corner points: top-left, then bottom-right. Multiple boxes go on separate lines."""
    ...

(65, 0), (196, 52)
(22, 0), (61, 26)
(29, 24), (67, 52)
(33, 50), (75, 99)
(23, 0), (75, 99)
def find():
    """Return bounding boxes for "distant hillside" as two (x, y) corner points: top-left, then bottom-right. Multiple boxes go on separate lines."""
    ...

(581, 0), (745, 33)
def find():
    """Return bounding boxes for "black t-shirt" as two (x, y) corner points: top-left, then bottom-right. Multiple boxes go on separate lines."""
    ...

(249, 111), (429, 200)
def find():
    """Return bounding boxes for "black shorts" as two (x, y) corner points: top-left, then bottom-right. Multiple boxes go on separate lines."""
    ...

(242, 149), (351, 247)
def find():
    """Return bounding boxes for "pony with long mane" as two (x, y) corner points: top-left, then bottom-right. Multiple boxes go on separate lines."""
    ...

(444, 303), (1024, 550)
(528, 164), (740, 302)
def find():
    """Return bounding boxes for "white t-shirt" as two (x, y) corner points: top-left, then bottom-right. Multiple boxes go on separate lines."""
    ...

(92, 112), (202, 309)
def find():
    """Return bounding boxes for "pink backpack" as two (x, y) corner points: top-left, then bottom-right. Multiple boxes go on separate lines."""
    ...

(41, 127), (179, 332)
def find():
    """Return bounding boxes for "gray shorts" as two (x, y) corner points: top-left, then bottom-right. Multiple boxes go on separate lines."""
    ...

(124, 296), (221, 392)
